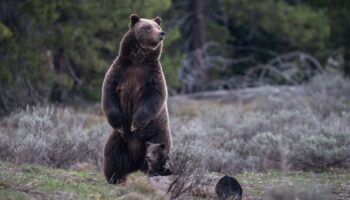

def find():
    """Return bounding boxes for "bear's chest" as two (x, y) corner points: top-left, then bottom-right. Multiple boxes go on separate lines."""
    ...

(117, 67), (145, 113)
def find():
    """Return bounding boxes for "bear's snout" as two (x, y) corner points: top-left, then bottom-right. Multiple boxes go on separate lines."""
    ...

(159, 31), (166, 40)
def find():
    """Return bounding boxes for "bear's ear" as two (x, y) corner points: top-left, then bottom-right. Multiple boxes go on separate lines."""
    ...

(159, 143), (165, 150)
(153, 16), (162, 25)
(146, 142), (152, 148)
(130, 14), (140, 27)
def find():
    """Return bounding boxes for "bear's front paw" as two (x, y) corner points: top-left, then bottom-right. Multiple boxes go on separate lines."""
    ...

(130, 124), (137, 132)
(131, 118), (148, 132)
(118, 128), (127, 140)
(115, 127), (124, 134)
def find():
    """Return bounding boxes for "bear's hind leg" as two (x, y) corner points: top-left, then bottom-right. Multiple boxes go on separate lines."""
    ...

(103, 131), (130, 184)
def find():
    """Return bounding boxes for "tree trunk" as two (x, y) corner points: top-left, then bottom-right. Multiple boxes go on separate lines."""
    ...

(192, 0), (205, 50)
(344, 48), (350, 76)
(50, 48), (64, 103)
(181, 0), (208, 93)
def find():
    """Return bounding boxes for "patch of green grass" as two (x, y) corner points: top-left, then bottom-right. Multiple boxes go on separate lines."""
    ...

(0, 161), (162, 200)
(0, 190), (26, 200)
(1, 161), (349, 199)
(235, 170), (350, 199)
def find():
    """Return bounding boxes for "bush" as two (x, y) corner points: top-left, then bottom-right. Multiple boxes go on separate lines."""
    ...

(0, 106), (110, 169)
(167, 142), (207, 199)
(0, 74), (349, 174)
(169, 74), (350, 173)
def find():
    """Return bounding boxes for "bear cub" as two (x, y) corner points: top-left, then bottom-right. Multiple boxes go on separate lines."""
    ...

(145, 142), (172, 177)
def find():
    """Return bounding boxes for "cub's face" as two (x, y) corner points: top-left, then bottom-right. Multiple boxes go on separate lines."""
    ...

(130, 14), (165, 49)
(146, 142), (166, 165)
(145, 142), (172, 176)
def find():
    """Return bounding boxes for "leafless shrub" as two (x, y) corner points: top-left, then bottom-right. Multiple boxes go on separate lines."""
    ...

(193, 51), (326, 90)
(244, 51), (324, 87)
(167, 142), (207, 199)
(180, 42), (251, 93)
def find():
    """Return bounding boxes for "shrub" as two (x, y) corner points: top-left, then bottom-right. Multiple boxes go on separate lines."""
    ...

(0, 106), (110, 169)
(167, 142), (207, 199)
(169, 74), (350, 173)
(0, 74), (349, 174)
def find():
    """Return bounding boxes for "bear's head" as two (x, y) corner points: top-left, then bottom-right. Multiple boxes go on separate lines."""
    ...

(129, 14), (165, 50)
(145, 142), (172, 176)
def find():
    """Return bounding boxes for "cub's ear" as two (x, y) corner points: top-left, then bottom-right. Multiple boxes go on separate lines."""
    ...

(146, 142), (152, 148)
(153, 16), (162, 25)
(130, 14), (140, 27)
(159, 143), (165, 150)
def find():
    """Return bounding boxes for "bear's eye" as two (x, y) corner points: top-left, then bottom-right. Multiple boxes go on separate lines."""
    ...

(145, 26), (152, 30)
(152, 151), (156, 155)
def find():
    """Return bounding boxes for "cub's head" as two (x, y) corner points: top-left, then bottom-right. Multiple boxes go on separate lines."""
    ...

(129, 14), (165, 50)
(145, 142), (172, 176)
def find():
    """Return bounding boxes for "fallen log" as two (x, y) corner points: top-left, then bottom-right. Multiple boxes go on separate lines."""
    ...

(150, 174), (242, 200)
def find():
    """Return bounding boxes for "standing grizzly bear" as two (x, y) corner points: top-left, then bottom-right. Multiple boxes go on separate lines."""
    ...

(102, 14), (172, 184)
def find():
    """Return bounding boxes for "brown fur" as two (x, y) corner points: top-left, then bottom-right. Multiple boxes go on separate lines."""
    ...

(145, 142), (172, 177)
(102, 14), (172, 184)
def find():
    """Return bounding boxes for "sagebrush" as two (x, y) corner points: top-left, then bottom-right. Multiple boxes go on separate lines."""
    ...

(0, 106), (110, 168)
(0, 74), (349, 174)
(169, 74), (350, 173)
